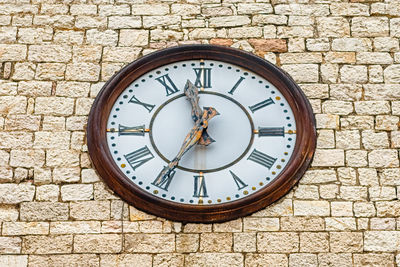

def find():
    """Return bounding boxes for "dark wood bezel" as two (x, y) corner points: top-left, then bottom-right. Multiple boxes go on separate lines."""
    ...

(87, 44), (316, 223)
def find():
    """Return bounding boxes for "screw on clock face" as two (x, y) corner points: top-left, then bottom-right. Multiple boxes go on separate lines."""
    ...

(153, 80), (219, 186)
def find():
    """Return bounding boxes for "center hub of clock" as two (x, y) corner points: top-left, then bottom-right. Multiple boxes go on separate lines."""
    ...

(149, 92), (254, 173)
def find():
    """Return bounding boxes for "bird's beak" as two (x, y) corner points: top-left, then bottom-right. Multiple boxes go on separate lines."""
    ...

(215, 110), (220, 115)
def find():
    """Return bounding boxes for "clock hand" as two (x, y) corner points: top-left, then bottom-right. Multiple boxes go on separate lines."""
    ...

(154, 107), (219, 187)
(184, 80), (216, 146)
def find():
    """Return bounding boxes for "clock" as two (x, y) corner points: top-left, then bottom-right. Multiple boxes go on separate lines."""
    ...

(87, 45), (316, 223)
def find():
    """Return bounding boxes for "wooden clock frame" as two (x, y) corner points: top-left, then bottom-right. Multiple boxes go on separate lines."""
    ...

(87, 45), (316, 223)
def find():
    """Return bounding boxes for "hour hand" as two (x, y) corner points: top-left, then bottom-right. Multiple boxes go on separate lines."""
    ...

(184, 80), (202, 122)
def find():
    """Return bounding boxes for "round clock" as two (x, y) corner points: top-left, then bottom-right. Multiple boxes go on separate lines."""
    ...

(87, 45), (316, 223)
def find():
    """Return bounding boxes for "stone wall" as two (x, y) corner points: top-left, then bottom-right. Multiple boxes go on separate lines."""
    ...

(0, 0), (399, 266)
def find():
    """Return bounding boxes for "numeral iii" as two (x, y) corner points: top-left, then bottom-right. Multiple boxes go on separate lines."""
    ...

(258, 127), (285, 137)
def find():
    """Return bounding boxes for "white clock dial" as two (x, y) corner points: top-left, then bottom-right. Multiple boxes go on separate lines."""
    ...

(106, 60), (296, 205)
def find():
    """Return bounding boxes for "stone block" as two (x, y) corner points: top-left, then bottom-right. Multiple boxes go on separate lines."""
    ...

(281, 64), (318, 83)
(364, 231), (400, 252)
(74, 234), (122, 253)
(56, 82), (90, 98)
(23, 235), (72, 254)
(50, 221), (100, 234)
(294, 200), (330, 216)
(70, 201), (110, 220)
(245, 253), (288, 266)
(10, 149), (45, 168)
(330, 232), (363, 252)
(131, 4), (169, 15)
(209, 16), (250, 27)
(0, 183), (34, 204)
(103, 47), (141, 63)
(124, 234), (175, 253)
(200, 233), (232, 252)
(0, 44), (27, 61)
(2, 222), (49, 235)
(100, 254), (151, 267)
(300, 232), (329, 252)
(257, 232), (299, 252)
(289, 254), (317, 267)
(119, 29), (148, 46)
(176, 234), (199, 253)
(0, 256), (27, 266)
(281, 217), (324, 231)
(312, 149), (344, 167)
(243, 217), (279, 231)
(28, 254), (99, 267)
(317, 17), (350, 37)
(368, 149), (399, 167)
(186, 253), (243, 267)
(20, 202), (69, 221)
(86, 29), (118, 46)
(233, 233), (256, 252)
(28, 45), (71, 62)
(326, 217), (356, 231)
(36, 63), (65, 81)
(318, 253), (352, 267)
(0, 96), (27, 114)
(0, 237), (21, 254)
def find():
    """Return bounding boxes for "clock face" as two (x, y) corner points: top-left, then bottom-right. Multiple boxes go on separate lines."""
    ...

(87, 45), (316, 222)
(106, 60), (296, 205)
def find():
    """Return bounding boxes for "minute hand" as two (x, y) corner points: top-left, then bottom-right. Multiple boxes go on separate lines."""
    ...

(154, 107), (219, 185)
(184, 80), (216, 146)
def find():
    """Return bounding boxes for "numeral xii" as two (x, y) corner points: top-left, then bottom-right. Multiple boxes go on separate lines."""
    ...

(193, 68), (212, 88)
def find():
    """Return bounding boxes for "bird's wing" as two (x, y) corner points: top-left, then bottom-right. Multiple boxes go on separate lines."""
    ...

(198, 129), (215, 146)
(184, 80), (202, 122)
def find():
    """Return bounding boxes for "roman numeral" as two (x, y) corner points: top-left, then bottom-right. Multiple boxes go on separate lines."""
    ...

(124, 146), (154, 171)
(248, 98), (274, 113)
(152, 166), (176, 191)
(155, 74), (179, 96)
(247, 149), (276, 169)
(129, 95), (155, 113)
(193, 68), (212, 88)
(193, 175), (208, 198)
(229, 170), (247, 190)
(228, 77), (245, 95)
(258, 127), (285, 137)
(118, 124), (145, 136)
